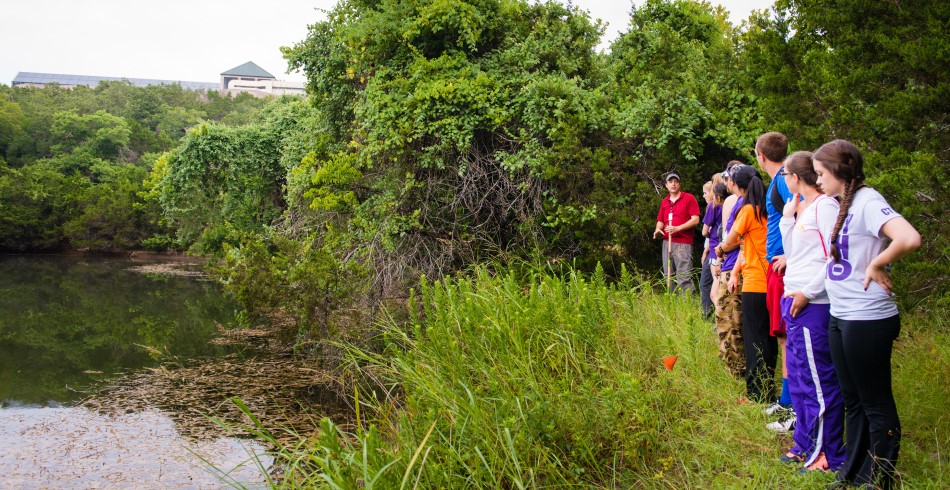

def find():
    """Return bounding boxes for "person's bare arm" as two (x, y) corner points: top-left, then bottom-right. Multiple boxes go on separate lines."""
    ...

(864, 217), (921, 293)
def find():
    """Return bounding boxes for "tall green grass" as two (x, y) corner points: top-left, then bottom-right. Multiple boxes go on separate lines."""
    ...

(245, 265), (947, 489)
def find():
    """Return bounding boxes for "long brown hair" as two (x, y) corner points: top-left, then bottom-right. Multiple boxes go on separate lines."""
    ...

(784, 151), (819, 192)
(813, 140), (866, 262)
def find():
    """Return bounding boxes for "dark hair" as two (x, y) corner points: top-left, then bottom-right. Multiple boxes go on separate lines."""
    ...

(731, 165), (768, 222)
(722, 160), (743, 182)
(814, 139), (866, 262)
(756, 132), (789, 163)
(713, 182), (728, 203)
(784, 151), (819, 191)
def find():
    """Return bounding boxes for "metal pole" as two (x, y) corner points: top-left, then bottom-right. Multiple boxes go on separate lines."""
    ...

(667, 211), (673, 293)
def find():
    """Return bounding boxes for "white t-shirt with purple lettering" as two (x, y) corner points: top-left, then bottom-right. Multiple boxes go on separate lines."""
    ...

(824, 187), (902, 320)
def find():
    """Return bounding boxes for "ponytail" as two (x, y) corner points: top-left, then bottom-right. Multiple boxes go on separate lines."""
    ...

(744, 174), (768, 222)
(730, 164), (768, 222)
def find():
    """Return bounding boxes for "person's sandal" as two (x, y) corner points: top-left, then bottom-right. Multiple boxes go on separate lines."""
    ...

(778, 452), (803, 464)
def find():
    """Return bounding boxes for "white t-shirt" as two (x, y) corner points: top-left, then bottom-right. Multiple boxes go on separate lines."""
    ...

(824, 187), (902, 320)
(780, 194), (839, 304)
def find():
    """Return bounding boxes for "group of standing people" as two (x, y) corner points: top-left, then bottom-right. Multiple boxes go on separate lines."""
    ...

(653, 133), (921, 488)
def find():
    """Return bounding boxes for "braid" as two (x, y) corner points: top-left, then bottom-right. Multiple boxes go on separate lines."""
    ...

(829, 179), (860, 262)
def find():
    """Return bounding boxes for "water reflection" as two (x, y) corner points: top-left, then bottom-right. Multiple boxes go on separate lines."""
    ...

(0, 254), (239, 406)
(0, 406), (270, 488)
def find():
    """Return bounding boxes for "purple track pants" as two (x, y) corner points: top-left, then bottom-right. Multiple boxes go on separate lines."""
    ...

(781, 297), (845, 469)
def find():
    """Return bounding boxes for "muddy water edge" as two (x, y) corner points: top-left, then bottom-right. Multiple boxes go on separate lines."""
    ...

(0, 253), (350, 488)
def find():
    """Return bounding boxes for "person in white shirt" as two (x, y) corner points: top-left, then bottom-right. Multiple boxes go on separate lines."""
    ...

(776, 151), (845, 473)
(814, 139), (921, 489)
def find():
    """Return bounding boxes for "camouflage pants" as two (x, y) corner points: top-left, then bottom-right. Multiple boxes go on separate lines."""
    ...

(715, 269), (745, 378)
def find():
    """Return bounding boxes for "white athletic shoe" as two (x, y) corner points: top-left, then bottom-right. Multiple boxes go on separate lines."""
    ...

(763, 402), (793, 416)
(766, 414), (796, 433)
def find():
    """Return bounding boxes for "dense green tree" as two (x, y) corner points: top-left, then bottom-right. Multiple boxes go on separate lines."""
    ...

(0, 79), (277, 251)
(49, 110), (131, 161)
(0, 164), (86, 250)
(159, 97), (309, 251)
(0, 92), (26, 162)
(282, 0), (617, 295)
(739, 0), (949, 304)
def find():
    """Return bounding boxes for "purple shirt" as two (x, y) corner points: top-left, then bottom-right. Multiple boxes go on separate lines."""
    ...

(721, 197), (743, 272)
(703, 203), (723, 250)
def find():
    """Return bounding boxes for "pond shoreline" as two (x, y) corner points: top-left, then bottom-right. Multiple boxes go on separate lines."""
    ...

(2, 254), (335, 486)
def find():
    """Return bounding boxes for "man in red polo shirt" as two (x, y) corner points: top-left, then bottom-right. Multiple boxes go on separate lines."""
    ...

(653, 172), (701, 293)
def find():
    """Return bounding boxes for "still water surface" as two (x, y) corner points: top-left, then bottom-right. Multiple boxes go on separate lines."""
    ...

(0, 255), (269, 488)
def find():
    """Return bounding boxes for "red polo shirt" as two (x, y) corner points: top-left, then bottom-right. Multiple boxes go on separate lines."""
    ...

(656, 192), (700, 244)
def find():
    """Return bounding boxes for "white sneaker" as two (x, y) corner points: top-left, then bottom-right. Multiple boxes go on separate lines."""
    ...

(766, 414), (796, 433)
(763, 402), (793, 416)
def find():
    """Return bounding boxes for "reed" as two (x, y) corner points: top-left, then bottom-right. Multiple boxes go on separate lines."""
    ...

(244, 264), (947, 489)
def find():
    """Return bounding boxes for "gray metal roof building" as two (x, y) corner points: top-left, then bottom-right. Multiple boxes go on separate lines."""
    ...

(12, 72), (220, 91)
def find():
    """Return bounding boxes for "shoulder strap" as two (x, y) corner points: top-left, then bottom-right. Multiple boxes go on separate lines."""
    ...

(813, 195), (828, 258)
(770, 176), (785, 214)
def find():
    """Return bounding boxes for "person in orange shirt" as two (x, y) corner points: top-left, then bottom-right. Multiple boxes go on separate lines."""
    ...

(715, 164), (776, 403)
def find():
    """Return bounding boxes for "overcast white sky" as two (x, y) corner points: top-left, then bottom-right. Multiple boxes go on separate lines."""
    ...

(1, 0), (775, 87)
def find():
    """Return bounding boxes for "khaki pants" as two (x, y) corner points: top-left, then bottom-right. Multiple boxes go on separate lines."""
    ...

(662, 242), (694, 294)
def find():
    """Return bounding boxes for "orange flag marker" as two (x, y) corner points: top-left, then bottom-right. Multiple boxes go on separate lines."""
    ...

(663, 355), (678, 371)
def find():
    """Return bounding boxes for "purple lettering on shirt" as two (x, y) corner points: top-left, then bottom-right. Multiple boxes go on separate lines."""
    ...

(827, 214), (854, 281)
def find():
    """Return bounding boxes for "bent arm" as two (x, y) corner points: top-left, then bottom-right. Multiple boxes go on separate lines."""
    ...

(872, 217), (922, 268)
(682, 215), (700, 230)
(718, 228), (741, 255)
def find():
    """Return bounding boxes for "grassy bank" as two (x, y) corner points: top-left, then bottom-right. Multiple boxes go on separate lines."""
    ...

(243, 266), (947, 489)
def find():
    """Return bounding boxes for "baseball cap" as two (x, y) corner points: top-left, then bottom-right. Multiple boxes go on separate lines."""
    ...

(665, 172), (681, 182)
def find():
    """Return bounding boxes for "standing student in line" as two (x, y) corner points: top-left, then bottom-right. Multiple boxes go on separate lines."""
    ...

(712, 162), (745, 379)
(777, 151), (845, 473)
(699, 181), (716, 317)
(716, 164), (775, 403)
(815, 140), (920, 489)
(754, 132), (796, 426)
(706, 182), (728, 311)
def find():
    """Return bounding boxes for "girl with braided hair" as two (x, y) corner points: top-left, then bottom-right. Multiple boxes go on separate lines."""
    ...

(814, 139), (921, 489)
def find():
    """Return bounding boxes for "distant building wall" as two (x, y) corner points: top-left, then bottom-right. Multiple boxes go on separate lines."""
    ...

(225, 78), (306, 97)
(12, 70), (305, 97)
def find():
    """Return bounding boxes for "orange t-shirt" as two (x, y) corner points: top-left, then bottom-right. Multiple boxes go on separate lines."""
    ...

(732, 204), (769, 293)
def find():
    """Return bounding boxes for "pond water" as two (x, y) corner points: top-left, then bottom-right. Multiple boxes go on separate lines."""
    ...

(0, 254), (270, 488)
